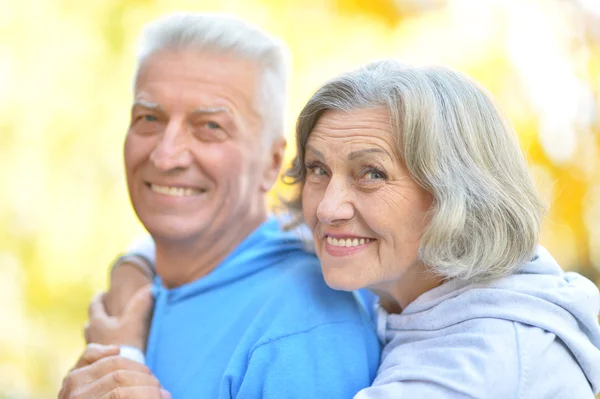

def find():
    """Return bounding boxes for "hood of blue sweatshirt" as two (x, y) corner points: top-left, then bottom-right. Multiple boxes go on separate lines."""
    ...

(377, 246), (600, 393)
(152, 216), (309, 303)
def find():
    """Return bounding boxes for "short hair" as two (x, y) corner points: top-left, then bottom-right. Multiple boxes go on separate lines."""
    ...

(284, 60), (547, 282)
(134, 12), (289, 143)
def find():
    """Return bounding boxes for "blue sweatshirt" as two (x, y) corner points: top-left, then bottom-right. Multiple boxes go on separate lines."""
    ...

(139, 218), (380, 398)
(355, 246), (600, 398)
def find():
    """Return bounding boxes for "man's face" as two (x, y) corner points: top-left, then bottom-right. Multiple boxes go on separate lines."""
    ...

(125, 49), (277, 245)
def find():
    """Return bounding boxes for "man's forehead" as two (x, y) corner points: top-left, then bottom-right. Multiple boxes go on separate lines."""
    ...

(132, 50), (262, 125)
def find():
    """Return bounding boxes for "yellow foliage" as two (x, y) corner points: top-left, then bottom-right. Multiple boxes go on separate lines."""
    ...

(0, 0), (598, 397)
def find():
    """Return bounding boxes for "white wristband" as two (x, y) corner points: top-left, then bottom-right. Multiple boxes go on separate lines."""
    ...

(119, 345), (146, 364)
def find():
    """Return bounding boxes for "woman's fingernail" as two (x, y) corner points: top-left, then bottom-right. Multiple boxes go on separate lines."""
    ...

(161, 389), (172, 399)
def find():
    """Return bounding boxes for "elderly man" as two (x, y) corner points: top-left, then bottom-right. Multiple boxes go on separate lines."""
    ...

(58, 12), (380, 399)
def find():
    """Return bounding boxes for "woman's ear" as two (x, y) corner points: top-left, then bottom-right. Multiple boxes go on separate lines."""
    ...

(260, 137), (287, 192)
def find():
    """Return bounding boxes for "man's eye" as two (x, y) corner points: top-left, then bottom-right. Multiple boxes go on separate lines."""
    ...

(194, 121), (228, 142)
(205, 121), (221, 129)
(143, 115), (158, 122)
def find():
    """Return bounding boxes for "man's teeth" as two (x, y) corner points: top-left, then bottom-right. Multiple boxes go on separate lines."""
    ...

(150, 184), (201, 197)
(326, 236), (373, 247)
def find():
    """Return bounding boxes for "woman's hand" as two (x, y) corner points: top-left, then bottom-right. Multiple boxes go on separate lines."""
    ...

(84, 285), (154, 351)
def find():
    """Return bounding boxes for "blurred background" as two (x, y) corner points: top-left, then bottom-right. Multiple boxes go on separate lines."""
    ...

(0, 0), (599, 397)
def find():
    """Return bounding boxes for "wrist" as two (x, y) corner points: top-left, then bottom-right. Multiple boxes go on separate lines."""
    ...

(119, 345), (146, 364)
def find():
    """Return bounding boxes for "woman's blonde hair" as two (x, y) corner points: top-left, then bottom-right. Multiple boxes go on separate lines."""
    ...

(284, 60), (546, 281)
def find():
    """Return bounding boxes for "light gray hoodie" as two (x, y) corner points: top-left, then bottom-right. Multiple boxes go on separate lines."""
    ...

(355, 246), (600, 398)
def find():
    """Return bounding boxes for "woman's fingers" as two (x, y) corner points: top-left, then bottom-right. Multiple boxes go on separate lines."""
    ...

(89, 292), (109, 321)
(84, 285), (153, 350)
(122, 284), (154, 323)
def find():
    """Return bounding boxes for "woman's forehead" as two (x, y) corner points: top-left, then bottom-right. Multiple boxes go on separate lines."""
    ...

(307, 108), (398, 156)
(312, 107), (391, 131)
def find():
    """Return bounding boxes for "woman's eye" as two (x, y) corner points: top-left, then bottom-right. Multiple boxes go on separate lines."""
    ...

(361, 167), (388, 181)
(366, 170), (386, 180)
(313, 166), (327, 176)
(305, 163), (328, 177)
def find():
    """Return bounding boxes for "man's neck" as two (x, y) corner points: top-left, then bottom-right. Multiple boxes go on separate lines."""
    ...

(154, 213), (267, 289)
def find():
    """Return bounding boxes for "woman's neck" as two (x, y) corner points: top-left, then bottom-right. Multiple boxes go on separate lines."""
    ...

(371, 262), (443, 314)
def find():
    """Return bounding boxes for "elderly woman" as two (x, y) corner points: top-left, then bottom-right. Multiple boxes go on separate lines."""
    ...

(283, 60), (600, 398)
(74, 61), (600, 398)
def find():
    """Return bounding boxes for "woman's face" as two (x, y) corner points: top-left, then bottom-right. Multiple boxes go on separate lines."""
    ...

(302, 107), (435, 304)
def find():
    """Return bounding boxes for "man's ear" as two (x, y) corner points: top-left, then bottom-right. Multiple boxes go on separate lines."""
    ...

(260, 137), (287, 192)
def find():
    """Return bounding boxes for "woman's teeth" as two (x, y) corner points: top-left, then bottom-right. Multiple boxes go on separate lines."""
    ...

(326, 236), (374, 247)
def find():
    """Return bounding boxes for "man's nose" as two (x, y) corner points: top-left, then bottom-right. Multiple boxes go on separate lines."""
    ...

(149, 120), (193, 171)
(316, 175), (355, 226)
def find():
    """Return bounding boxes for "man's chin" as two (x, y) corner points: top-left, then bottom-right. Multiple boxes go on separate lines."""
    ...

(140, 216), (210, 244)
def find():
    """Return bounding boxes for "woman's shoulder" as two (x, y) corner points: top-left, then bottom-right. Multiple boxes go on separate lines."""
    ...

(367, 318), (594, 399)
(375, 318), (519, 398)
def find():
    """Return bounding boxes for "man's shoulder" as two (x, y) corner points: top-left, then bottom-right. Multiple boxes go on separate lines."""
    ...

(242, 252), (375, 344)
(262, 252), (361, 315)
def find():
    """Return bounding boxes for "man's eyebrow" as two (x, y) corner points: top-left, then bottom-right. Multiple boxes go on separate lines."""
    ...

(348, 148), (387, 160)
(132, 99), (162, 111)
(191, 106), (231, 116)
(131, 102), (231, 116)
(305, 145), (324, 159)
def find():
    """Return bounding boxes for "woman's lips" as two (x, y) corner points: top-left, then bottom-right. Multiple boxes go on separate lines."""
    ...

(323, 235), (375, 257)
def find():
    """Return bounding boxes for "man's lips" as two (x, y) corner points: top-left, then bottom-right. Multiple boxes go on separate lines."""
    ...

(146, 183), (206, 197)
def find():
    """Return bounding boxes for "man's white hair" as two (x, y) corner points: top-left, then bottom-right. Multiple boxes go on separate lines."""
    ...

(285, 60), (547, 282)
(134, 12), (289, 142)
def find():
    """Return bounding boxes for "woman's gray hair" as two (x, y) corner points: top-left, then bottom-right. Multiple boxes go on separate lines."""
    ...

(134, 12), (289, 142)
(284, 60), (547, 282)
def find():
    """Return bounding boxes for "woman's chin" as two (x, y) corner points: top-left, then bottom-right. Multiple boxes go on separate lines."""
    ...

(322, 267), (366, 292)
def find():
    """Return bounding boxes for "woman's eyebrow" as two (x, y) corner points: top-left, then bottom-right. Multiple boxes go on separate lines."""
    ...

(306, 145), (392, 161)
(305, 145), (324, 159)
(348, 148), (387, 160)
